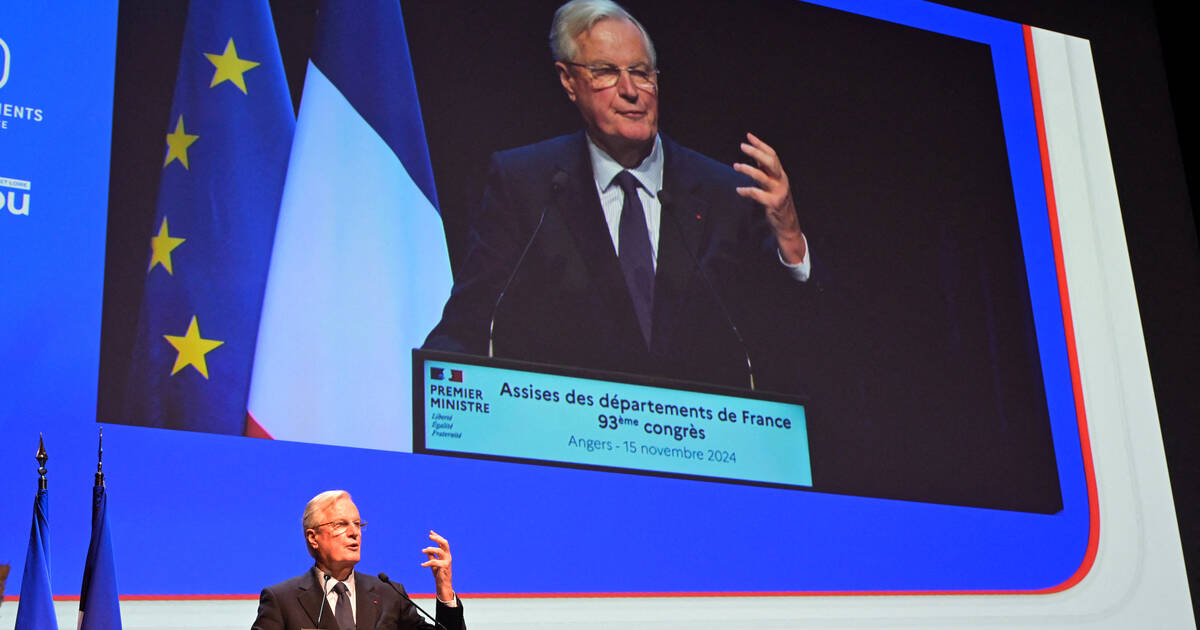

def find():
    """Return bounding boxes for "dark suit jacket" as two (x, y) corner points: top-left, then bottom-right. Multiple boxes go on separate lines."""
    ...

(425, 132), (807, 389)
(250, 569), (465, 630)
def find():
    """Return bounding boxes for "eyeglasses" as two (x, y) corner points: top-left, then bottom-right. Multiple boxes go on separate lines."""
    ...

(563, 62), (659, 91)
(312, 519), (367, 535)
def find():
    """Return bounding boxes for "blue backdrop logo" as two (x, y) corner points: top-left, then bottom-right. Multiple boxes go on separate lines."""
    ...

(1, 176), (31, 216)
(0, 36), (10, 89)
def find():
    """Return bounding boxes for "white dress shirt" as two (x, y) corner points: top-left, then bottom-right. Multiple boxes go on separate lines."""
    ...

(313, 566), (357, 622)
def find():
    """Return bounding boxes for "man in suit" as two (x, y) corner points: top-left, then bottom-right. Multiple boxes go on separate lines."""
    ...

(425, 0), (811, 389)
(251, 490), (465, 630)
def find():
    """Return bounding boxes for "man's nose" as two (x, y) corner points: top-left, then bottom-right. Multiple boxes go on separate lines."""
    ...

(616, 69), (639, 100)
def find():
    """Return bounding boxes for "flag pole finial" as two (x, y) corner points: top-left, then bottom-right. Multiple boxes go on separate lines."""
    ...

(36, 433), (48, 491)
(95, 427), (105, 487)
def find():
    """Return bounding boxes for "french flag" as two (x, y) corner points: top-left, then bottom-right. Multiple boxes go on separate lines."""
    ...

(246, 0), (451, 451)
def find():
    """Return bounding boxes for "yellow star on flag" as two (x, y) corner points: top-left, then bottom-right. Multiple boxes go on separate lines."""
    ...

(148, 217), (186, 275)
(204, 38), (261, 94)
(163, 315), (225, 379)
(163, 116), (199, 169)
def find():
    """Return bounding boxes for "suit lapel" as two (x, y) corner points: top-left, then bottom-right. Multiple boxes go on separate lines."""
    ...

(555, 132), (648, 348)
(659, 136), (708, 263)
(296, 570), (332, 629)
(652, 136), (707, 355)
(355, 572), (379, 630)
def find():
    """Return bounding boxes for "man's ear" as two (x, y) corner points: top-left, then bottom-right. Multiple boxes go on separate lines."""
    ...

(556, 62), (577, 103)
(305, 528), (318, 551)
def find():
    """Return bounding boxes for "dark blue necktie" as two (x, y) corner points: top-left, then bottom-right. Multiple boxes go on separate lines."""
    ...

(614, 170), (654, 347)
(332, 581), (354, 630)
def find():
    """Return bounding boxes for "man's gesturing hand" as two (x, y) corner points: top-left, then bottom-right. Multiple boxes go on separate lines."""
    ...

(420, 530), (456, 604)
(734, 132), (807, 264)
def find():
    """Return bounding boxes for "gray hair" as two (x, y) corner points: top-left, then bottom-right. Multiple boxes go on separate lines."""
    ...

(549, 0), (657, 67)
(302, 489), (351, 558)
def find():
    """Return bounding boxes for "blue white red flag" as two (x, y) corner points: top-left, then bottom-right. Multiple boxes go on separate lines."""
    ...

(247, 0), (452, 450)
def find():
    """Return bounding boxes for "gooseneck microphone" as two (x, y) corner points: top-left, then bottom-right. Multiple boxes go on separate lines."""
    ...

(315, 573), (332, 627)
(488, 169), (568, 357)
(659, 189), (757, 390)
(377, 573), (449, 630)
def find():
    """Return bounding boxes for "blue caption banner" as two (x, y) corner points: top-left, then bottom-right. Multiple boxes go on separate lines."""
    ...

(414, 351), (811, 488)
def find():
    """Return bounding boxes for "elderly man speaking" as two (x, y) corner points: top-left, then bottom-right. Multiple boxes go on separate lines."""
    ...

(251, 490), (464, 630)
(425, 0), (811, 389)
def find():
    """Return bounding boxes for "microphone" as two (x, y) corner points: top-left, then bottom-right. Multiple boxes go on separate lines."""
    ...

(488, 169), (568, 357)
(659, 189), (756, 390)
(378, 573), (449, 630)
(315, 573), (332, 627)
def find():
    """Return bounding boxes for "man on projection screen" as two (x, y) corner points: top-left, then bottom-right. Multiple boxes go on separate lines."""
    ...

(424, 0), (813, 390)
(251, 490), (465, 630)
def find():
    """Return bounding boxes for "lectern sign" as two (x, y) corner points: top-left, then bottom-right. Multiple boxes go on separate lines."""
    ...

(413, 350), (812, 488)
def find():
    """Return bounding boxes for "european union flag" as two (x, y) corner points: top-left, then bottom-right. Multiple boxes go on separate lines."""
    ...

(120, 0), (294, 435)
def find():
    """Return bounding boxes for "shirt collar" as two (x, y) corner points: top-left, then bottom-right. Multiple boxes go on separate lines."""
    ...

(312, 565), (356, 596)
(587, 133), (664, 197)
